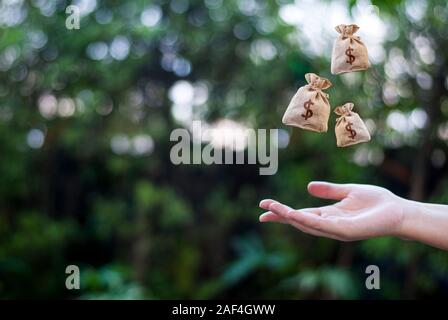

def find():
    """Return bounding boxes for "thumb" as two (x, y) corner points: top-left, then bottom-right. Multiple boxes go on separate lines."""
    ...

(307, 181), (353, 201)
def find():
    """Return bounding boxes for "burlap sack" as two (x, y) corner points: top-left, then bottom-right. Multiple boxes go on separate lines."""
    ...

(282, 73), (332, 133)
(331, 24), (370, 75)
(334, 102), (371, 147)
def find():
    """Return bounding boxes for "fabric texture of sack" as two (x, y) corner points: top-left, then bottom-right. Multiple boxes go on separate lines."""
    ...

(282, 73), (332, 133)
(334, 102), (371, 147)
(331, 24), (370, 75)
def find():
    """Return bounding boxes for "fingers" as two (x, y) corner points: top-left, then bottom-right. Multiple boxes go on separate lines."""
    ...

(259, 198), (352, 240)
(259, 212), (288, 224)
(259, 200), (292, 224)
(259, 199), (293, 211)
(259, 199), (275, 210)
(260, 199), (315, 228)
(268, 202), (294, 218)
(262, 207), (347, 240)
(292, 210), (349, 240)
(307, 181), (352, 201)
(288, 220), (347, 241)
(264, 201), (349, 240)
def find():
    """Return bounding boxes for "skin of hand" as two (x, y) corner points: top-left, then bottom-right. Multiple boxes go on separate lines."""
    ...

(259, 181), (448, 250)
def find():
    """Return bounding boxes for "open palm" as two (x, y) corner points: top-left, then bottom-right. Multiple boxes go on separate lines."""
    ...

(259, 182), (406, 241)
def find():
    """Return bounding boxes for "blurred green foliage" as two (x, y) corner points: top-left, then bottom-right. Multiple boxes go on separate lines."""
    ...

(0, 0), (448, 299)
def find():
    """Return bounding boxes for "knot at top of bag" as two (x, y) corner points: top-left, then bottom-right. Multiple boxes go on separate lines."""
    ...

(305, 73), (332, 90)
(335, 24), (361, 41)
(334, 102), (355, 124)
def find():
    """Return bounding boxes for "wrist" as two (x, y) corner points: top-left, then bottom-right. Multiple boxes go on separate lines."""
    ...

(393, 197), (423, 241)
(391, 196), (448, 250)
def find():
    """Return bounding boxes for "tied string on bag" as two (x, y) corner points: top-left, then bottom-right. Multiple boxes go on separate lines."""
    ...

(335, 24), (364, 45)
(335, 103), (354, 126)
(304, 73), (331, 105)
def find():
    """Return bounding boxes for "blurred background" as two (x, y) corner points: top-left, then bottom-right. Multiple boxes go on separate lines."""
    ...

(1, 0), (448, 299)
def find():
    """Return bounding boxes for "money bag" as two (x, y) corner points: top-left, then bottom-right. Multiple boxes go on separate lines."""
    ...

(331, 24), (370, 75)
(282, 73), (332, 133)
(334, 102), (371, 147)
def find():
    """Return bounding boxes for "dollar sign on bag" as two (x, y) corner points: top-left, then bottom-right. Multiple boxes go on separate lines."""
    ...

(345, 46), (355, 65)
(301, 99), (314, 120)
(345, 122), (357, 139)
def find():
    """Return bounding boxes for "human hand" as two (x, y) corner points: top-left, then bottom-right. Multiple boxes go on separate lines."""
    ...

(259, 181), (407, 241)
